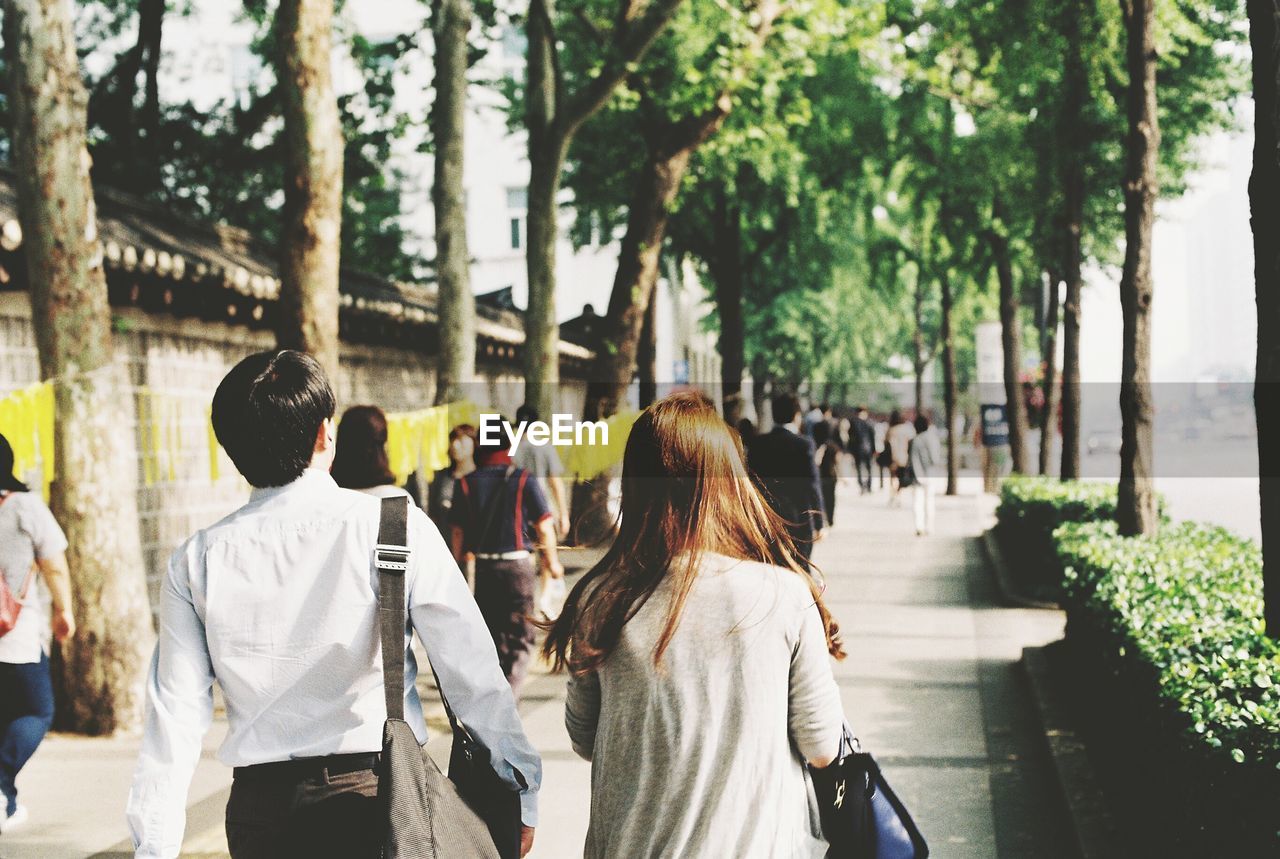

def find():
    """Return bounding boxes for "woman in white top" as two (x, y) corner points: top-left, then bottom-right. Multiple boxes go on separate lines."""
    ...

(0, 433), (76, 833)
(330, 405), (413, 501)
(544, 391), (847, 858)
(884, 409), (917, 506)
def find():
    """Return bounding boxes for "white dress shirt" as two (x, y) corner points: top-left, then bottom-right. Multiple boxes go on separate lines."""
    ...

(126, 468), (541, 858)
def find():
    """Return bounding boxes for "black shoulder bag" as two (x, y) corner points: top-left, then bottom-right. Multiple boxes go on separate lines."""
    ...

(809, 725), (929, 859)
(375, 496), (522, 859)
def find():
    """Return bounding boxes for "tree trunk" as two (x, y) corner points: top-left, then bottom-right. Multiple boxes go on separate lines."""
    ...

(1116, 0), (1159, 536)
(523, 0), (564, 419)
(1040, 268), (1062, 475)
(712, 187), (746, 425)
(638, 284), (658, 408)
(1249, 0), (1280, 637)
(276, 0), (343, 384)
(1059, 0), (1088, 480)
(431, 0), (476, 404)
(4, 0), (156, 734)
(583, 96), (734, 421)
(752, 352), (770, 431)
(990, 220), (1030, 473)
(912, 266), (926, 416)
(940, 267), (959, 495)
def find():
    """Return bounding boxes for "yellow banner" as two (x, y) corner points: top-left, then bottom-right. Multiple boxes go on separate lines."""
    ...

(0, 381), (55, 498)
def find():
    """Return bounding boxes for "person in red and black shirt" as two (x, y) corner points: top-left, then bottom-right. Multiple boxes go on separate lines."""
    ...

(450, 416), (564, 696)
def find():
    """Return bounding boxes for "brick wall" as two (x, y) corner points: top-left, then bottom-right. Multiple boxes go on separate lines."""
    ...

(0, 293), (585, 607)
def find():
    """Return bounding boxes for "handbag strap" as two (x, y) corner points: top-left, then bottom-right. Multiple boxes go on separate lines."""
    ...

(376, 496), (412, 721)
(373, 495), (476, 745)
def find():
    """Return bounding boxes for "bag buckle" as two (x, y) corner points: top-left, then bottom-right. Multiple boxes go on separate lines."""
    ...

(375, 543), (411, 572)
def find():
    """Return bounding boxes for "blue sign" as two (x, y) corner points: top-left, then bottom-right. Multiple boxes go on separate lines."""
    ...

(981, 403), (1009, 447)
(672, 359), (690, 385)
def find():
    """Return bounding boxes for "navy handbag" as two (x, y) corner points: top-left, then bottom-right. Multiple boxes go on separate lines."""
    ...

(809, 726), (929, 859)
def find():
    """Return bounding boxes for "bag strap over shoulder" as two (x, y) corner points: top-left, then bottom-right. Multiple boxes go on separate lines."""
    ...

(376, 496), (411, 721)
(373, 495), (476, 745)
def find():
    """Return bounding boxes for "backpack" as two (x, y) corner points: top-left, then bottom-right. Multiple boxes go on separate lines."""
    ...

(0, 494), (35, 637)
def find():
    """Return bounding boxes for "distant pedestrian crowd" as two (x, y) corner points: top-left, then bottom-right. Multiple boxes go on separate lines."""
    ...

(1, 349), (936, 857)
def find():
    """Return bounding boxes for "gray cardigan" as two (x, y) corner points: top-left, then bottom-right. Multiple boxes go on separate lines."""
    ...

(565, 552), (844, 858)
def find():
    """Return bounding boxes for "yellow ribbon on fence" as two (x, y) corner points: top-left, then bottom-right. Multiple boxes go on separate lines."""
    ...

(561, 411), (640, 481)
(0, 380), (56, 498)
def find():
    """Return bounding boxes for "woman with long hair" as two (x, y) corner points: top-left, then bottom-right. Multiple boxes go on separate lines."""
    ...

(330, 405), (409, 500)
(0, 433), (75, 833)
(545, 391), (846, 858)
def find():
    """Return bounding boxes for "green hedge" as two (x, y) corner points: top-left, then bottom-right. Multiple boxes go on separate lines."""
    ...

(1056, 520), (1280, 770)
(993, 477), (1123, 601)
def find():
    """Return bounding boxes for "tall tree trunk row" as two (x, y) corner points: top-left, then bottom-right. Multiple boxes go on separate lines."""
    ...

(1116, 0), (1160, 536)
(990, 216), (1031, 474)
(4, 0), (156, 733)
(1059, 0), (1089, 481)
(1040, 268), (1062, 475)
(912, 264), (926, 416)
(939, 266), (959, 495)
(276, 0), (344, 384)
(431, 0), (477, 404)
(1247, 0), (1280, 637)
(713, 186), (747, 426)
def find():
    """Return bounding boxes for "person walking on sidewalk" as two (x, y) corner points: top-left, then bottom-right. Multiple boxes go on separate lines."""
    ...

(427, 423), (478, 542)
(908, 414), (943, 536)
(848, 407), (876, 494)
(884, 409), (916, 506)
(331, 405), (414, 503)
(450, 417), (564, 697)
(512, 405), (570, 540)
(746, 393), (826, 568)
(126, 351), (541, 859)
(0, 434), (75, 835)
(546, 391), (846, 859)
(812, 420), (842, 528)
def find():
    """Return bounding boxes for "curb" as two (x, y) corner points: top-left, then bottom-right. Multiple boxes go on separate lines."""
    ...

(980, 528), (1060, 610)
(1022, 644), (1125, 859)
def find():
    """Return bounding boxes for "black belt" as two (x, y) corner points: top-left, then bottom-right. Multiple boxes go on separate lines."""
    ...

(233, 752), (381, 783)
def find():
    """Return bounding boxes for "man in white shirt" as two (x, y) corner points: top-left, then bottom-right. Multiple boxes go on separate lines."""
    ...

(126, 350), (540, 858)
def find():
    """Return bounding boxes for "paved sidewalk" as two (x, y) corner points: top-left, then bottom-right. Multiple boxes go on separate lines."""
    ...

(1, 478), (1068, 858)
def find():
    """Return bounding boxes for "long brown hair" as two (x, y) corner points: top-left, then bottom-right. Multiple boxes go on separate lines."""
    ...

(543, 390), (845, 674)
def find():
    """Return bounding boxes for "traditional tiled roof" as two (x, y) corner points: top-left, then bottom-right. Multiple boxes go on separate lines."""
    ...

(0, 168), (592, 363)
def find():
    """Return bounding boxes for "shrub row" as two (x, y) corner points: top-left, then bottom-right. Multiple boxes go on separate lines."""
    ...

(1055, 519), (1280, 771)
(993, 477), (1124, 601)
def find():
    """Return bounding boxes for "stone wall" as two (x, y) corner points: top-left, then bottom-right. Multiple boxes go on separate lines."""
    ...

(0, 293), (585, 605)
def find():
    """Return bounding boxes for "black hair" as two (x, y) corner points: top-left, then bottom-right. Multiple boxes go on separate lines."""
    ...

(331, 405), (395, 490)
(771, 393), (801, 427)
(813, 420), (832, 446)
(515, 404), (538, 427)
(476, 413), (512, 462)
(0, 433), (29, 493)
(211, 350), (336, 488)
(914, 414), (931, 434)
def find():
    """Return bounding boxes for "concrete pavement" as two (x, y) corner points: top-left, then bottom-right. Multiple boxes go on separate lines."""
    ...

(1, 478), (1069, 858)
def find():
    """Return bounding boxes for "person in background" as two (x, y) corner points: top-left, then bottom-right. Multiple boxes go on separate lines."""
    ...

(736, 417), (757, 441)
(884, 409), (917, 506)
(427, 424), (477, 542)
(0, 434), (74, 834)
(908, 414), (943, 536)
(848, 407), (876, 494)
(747, 393), (826, 568)
(512, 405), (570, 540)
(127, 351), (540, 858)
(812, 420), (842, 528)
(546, 391), (845, 858)
(451, 417), (564, 696)
(802, 401), (826, 438)
(330, 405), (412, 502)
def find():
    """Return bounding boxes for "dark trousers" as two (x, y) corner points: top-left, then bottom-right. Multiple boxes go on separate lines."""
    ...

(0, 653), (55, 816)
(474, 557), (537, 697)
(225, 764), (380, 858)
(821, 479), (837, 527)
(853, 453), (873, 492)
